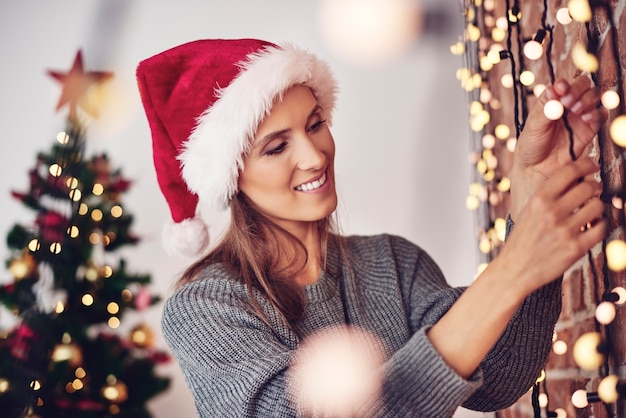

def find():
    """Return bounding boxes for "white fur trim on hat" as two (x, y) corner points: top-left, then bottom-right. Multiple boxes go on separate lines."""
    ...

(162, 217), (209, 258)
(179, 43), (338, 211)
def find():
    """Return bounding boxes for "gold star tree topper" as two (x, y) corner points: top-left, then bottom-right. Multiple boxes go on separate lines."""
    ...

(47, 50), (113, 119)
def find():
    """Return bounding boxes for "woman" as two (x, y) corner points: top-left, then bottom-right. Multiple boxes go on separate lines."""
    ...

(137, 39), (607, 417)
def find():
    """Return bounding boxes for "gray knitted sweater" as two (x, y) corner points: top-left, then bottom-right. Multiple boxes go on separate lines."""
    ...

(162, 233), (561, 417)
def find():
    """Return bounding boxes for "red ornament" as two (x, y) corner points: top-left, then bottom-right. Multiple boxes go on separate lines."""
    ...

(47, 50), (113, 118)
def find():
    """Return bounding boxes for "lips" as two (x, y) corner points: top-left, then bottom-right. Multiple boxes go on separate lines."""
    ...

(295, 172), (327, 191)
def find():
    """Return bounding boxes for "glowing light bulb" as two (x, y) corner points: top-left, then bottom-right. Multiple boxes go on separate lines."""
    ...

(57, 131), (70, 144)
(533, 84), (546, 97)
(595, 301), (616, 325)
(571, 389), (589, 408)
(553, 340), (568, 355)
(572, 331), (605, 370)
(450, 42), (465, 55)
(601, 90), (620, 110)
(524, 40), (543, 60)
(495, 124), (510, 139)
(519, 70), (535, 86)
(606, 239), (626, 271)
(554, 408), (567, 418)
(612, 286), (626, 305)
(572, 42), (598, 73)
(568, 0), (592, 22)
(610, 115), (626, 147)
(597, 374), (619, 403)
(82, 294), (94, 306)
(538, 393), (548, 408)
(556, 8), (573, 24)
(544, 100), (564, 120)
(466, 195), (480, 210)
(487, 49), (502, 64)
(501, 73), (514, 88)
(492, 27), (506, 42)
(49, 163), (63, 177)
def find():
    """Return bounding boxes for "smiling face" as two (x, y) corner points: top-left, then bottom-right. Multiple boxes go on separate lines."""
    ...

(238, 85), (337, 234)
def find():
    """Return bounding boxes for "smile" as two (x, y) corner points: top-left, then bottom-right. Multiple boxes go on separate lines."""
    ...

(295, 173), (327, 191)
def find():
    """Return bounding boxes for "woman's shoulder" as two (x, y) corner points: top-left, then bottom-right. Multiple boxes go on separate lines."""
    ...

(165, 262), (248, 307)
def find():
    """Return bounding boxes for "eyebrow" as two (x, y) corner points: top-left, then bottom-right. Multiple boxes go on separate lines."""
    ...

(254, 104), (323, 150)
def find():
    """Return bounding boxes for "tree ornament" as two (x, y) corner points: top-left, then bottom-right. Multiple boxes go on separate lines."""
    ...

(47, 50), (112, 119)
(51, 342), (83, 367)
(8, 251), (37, 280)
(101, 379), (128, 403)
(133, 287), (152, 311)
(129, 323), (155, 348)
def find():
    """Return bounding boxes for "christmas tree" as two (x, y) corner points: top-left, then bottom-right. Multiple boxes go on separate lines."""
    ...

(0, 50), (170, 417)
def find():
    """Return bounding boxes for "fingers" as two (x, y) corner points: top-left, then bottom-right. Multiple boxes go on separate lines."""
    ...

(540, 158), (600, 200)
(543, 76), (602, 116)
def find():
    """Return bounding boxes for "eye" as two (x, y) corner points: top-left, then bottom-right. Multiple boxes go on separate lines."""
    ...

(264, 141), (287, 156)
(307, 119), (327, 133)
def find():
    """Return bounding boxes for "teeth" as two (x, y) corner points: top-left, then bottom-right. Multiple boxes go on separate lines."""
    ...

(296, 173), (326, 191)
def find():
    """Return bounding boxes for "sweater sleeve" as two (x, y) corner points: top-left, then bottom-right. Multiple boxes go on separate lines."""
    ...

(161, 277), (300, 418)
(404, 218), (562, 412)
(459, 213), (562, 410)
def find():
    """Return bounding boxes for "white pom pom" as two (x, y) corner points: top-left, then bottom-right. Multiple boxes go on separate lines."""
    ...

(162, 217), (210, 258)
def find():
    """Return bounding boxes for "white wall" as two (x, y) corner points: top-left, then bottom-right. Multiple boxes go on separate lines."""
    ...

(0, 1), (488, 417)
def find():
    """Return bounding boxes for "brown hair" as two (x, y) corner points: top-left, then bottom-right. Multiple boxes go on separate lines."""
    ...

(177, 192), (342, 325)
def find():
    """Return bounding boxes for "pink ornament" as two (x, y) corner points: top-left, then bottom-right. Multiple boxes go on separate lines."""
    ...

(134, 287), (152, 310)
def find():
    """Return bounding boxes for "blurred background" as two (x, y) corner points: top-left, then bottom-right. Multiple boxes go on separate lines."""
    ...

(0, 0), (487, 416)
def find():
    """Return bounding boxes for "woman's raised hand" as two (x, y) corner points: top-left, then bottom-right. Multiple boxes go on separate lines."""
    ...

(501, 157), (606, 294)
(509, 75), (607, 221)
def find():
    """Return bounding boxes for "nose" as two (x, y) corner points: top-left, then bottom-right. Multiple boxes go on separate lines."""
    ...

(295, 133), (326, 171)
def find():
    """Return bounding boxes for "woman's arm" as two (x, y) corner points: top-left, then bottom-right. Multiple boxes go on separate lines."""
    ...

(427, 75), (607, 393)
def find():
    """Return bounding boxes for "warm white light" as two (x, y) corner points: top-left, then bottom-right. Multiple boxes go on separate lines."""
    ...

(595, 301), (616, 325)
(572, 389), (589, 408)
(554, 408), (567, 418)
(501, 73), (514, 88)
(496, 16), (508, 30)
(82, 294), (94, 306)
(494, 124), (510, 139)
(290, 325), (383, 416)
(538, 393), (548, 408)
(482, 134), (496, 149)
(524, 40), (543, 60)
(533, 84), (546, 97)
(49, 163), (63, 177)
(553, 340), (568, 355)
(572, 331), (605, 370)
(56, 131), (70, 144)
(612, 286), (626, 305)
(601, 90), (620, 110)
(568, 0), (592, 22)
(598, 374), (619, 403)
(572, 42), (598, 72)
(556, 7), (573, 24)
(491, 27), (506, 42)
(544, 100), (564, 120)
(92, 183), (104, 196)
(318, 0), (421, 64)
(606, 239), (626, 271)
(519, 70), (535, 86)
(450, 42), (465, 55)
(610, 115), (626, 147)
(487, 49), (502, 64)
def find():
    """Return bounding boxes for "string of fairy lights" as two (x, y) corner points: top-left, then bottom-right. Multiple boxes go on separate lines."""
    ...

(453, 0), (626, 416)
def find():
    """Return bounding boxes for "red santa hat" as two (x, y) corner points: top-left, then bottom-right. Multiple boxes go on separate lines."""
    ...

(136, 39), (338, 257)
